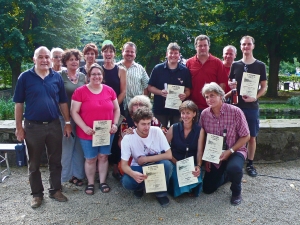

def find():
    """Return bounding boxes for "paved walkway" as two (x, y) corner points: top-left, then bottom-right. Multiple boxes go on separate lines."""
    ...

(1, 160), (300, 225)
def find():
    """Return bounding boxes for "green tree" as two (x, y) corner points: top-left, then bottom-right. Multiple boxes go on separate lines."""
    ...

(204, 0), (300, 97)
(0, 0), (85, 92)
(98, 0), (205, 74)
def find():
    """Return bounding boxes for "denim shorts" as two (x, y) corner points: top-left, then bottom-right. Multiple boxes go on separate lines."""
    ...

(241, 108), (259, 137)
(79, 134), (115, 159)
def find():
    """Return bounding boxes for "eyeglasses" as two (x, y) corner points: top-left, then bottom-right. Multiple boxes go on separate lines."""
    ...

(90, 73), (102, 76)
(53, 56), (62, 59)
(244, 64), (248, 72)
(132, 103), (145, 107)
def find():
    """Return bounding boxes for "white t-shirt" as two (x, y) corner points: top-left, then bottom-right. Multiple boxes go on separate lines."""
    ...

(121, 126), (170, 166)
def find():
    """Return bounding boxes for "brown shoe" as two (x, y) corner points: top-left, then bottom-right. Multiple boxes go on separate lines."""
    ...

(49, 190), (68, 202)
(31, 197), (43, 208)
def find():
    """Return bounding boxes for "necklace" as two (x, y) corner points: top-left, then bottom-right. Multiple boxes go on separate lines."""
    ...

(67, 70), (79, 82)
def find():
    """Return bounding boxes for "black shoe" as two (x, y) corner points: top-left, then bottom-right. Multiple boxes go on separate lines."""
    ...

(246, 165), (258, 177)
(231, 194), (242, 206)
(133, 189), (144, 199)
(156, 196), (170, 207)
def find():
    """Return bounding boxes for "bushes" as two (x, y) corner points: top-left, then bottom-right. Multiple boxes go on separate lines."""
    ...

(287, 96), (300, 106)
(0, 98), (14, 120)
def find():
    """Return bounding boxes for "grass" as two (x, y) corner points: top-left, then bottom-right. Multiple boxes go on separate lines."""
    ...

(260, 103), (299, 110)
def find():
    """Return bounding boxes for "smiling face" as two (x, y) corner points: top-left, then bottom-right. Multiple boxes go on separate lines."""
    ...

(89, 67), (103, 85)
(204, 91), (222, 109)
(240, 37), (255, 56)
(223, 47), (236, 66)
(33, 48), (51, 72)
(84, 50), (96, 64)
(51, 51), (63, 67)
(166, 49), (180, 65)
(102, 47), (115, 64)
(180, 109), (196, 124)
(122, 44), (136, 62)
(65, 54), (80, 71)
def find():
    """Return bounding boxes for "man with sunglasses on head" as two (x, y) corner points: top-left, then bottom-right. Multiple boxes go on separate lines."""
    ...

(228, 36), (268, 177)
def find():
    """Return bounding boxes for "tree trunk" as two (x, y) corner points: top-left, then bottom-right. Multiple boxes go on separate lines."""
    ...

(7, 58), (22, 95)
(266, 52), (281, 98)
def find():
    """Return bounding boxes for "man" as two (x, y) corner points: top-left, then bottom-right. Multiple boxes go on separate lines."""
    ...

(186, 35), (228, 112)
(229, 36), (267, 177)
(222, 45), (237, 94)
(50, 47), (65, 72)
(13, 46), (72, 208)
(117, 42), (149, 116)
(199, 82), (250, 205)
(148, 42), (192, 127)
(121, 107), (173, 207)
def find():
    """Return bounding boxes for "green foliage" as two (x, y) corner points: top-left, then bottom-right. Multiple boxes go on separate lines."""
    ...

(0, 98), (14, 120)
(287, 96), (300, 106)
(98, 0), (204, 73)
(0, 58), (12, 88)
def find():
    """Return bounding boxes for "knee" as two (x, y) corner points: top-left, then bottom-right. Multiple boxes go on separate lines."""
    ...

(97, 154), (108, 162)
(85, 157), (97, 165)
(249, 137), (256, 144)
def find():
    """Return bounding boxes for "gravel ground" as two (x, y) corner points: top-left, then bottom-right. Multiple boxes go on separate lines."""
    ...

(1, 160), (300, 225)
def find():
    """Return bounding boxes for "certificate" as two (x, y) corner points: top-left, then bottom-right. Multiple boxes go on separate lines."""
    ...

(92, 120), (111, 147)
(142, 164), (167, 193)
(176, 156), (198, 187)
(240, 72), (260, 99)
(165, 84), (184, 109)
(202, 133), (223, 164)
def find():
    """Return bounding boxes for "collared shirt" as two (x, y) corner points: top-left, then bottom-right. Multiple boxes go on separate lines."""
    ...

(186, 54), (228, 109)
(13, 67), (68, 121)
(200, 103), (250, 160)
(148, 61), (192, 115)
(117, 61), (149, 110)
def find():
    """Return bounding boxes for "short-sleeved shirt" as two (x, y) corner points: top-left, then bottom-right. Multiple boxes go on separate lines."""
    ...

(224, 65), (231, 94)
(170, 122), (200, 165)
(200, 103), (250, 160)
(59, 70), (86, 109)
(72, 84), (117, 140)
(13, 67), (68, 121)
(148, 62), (192, 115)
(229, 60), (267, 109)
(186, 54), (228, 109)
(121, 126), (170, 166)
(117, 61), (149, 110)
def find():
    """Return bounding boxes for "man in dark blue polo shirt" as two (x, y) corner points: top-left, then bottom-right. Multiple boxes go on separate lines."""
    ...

(148, 42), (192, 128)
(13, 46), (72, 208)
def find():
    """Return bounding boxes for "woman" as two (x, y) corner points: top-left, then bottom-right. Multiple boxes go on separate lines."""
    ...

(79, 43), (98, 75)
(101, 43), (126, 181)
(59, 49), (86, 186)
(166, 100), (202, 197)
(50, 47), (64, 72)
(71, 63), (120, 195)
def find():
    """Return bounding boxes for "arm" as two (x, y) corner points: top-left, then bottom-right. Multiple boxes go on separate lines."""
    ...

(117, 67), (126, 105)
(165, 126), (177, 164)
(143, 87), (149, 96)
(70, 100), (95, 135)
(179, 87), (190, 101)
(198, 127), (211, 172)
(137, 149), (172, 165)
(15, 103), (25, 141)
(242, 80), (267, 102)
(110, 98), (121, 134)
(59, 102), (72, 137)
(121, 159), (147, 183)
(148, 84), (168, 97)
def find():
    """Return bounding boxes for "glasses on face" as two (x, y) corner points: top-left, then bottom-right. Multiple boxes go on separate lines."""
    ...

(244, 64), (248, 72)
(90, 73), (102, 76)
(132, 103), (144, 107)
(53, 56), (62, 59)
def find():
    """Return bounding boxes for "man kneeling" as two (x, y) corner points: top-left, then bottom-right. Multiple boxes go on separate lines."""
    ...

(121, 107), (173, 207)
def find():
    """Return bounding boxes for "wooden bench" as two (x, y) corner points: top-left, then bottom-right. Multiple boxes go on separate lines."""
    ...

(0, 144), (16, 183)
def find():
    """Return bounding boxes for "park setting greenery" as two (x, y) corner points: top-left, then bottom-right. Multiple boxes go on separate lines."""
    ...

(1, 0), (300, 98)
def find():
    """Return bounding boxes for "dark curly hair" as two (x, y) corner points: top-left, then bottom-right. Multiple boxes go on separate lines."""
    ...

(61, 49), (82, 67)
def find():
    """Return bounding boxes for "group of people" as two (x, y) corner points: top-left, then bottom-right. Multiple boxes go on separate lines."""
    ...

(13, 34), (267, 209)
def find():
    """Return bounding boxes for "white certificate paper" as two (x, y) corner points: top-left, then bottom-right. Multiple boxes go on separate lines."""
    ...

(176, 156), (198, 187)
(165, 84), (184, 109)
(92, 120), (111, 147)
(142, 164), (167, 193)
(202, 133), (223, 164)
(240, 72), (260, 99)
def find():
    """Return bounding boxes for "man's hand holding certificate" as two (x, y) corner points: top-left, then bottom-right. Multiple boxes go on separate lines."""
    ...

(202, 133), (223, 164)
(92, 120), (111, 147)
(240, 72), (260, 99)
(142, 164), (167, 193)
(165, 84), (184, 109)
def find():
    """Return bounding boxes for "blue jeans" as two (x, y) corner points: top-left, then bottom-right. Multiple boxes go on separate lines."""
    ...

(121, 160), (173, 197)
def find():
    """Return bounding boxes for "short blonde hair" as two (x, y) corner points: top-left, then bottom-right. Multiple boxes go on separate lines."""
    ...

(202, 82), (225, 101)
(128, 95), (152, 116)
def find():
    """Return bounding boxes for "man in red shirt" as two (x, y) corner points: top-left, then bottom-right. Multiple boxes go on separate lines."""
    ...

(186, 35), (228, 112)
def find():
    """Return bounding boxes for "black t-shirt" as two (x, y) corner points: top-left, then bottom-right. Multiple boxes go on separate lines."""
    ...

(229, 60), (267, 109)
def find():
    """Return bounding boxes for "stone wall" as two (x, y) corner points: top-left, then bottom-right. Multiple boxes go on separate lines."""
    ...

(1, 119), (300, 167)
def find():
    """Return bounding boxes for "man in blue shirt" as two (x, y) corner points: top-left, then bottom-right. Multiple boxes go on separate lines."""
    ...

(13, 46), (72, 208)
(148, 43), (192, 128)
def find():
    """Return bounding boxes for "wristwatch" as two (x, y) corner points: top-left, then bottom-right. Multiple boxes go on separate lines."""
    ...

(229, 148), (234, 154)
(65, 121), (71, 125)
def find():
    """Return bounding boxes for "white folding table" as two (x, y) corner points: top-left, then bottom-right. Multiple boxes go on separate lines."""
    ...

(0, 144), (16, 182)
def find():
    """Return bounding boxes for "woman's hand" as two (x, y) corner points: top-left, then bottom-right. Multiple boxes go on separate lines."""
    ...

(110, 124), (118, 134)
(192, 166), (201, 177)
(121, 127), (134, 137)
(83, 126), (95, 136)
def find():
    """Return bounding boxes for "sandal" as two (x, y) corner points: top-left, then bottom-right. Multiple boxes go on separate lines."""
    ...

(99, 183), (111, 193)
(69, 176), (83, 186)
(85, 184), (94, 195)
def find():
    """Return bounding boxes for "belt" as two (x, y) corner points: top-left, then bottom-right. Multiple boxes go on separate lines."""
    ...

(27, 119), (56, 124)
